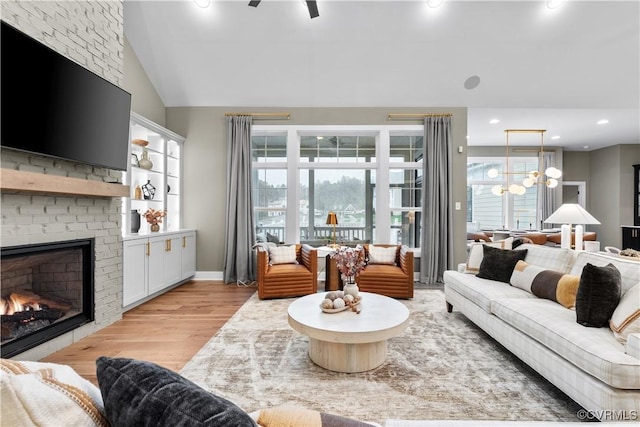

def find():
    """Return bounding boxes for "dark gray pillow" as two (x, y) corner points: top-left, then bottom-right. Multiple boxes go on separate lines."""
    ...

(575, 263), (622, 328)
(476, 245), (528, 283)
(96, 356), (257, 427)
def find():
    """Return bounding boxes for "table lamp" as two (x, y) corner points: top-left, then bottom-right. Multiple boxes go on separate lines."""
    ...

(544, 204), (600, 250)
(326, 211), (339, 249)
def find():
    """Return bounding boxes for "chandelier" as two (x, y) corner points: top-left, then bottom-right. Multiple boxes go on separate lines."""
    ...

(489, 129), (561, 196)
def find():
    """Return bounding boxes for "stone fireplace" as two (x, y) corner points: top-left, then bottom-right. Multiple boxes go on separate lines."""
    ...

(0, 1), (126, 360)
(1, 239), (95, 358)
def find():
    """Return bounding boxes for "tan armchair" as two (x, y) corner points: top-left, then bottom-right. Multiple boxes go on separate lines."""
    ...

(327, 244), (414, 299)
(256, 244), (317, 299)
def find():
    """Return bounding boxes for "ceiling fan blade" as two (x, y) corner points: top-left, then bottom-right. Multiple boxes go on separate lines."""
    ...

(248, 0), (261, 7)
(306, 1), (319, 18)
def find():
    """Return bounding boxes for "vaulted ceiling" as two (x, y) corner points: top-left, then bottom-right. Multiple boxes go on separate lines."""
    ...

(124, 0), (639, 150)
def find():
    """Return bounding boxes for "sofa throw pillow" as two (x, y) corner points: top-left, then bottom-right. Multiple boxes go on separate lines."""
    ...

(575, 263), (622, 328)
(476, 245), (527, 283)
(510, 260), (580, 308)
(609, 283), (640, 343)
(268, 245), (298, 265)
(96, 356), (257, 427)
(464, 237), (514, 274)
(0, 359), (108, 427)
(255, 405), (377, 427)
(367, 245), (397, 265)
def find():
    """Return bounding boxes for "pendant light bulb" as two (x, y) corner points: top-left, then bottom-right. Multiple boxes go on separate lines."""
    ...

(491, 185), (504, 196)
(487, 168), (499, 179)
(545, 167), (562, 179)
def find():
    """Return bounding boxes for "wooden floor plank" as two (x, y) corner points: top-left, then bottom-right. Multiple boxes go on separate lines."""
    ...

(40, 281), (256, 385)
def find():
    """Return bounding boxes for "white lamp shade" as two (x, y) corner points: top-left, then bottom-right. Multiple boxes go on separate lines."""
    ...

(487, 168), (499, 178)
(544, 203), (601, 225)
(491, 185), (504, 196)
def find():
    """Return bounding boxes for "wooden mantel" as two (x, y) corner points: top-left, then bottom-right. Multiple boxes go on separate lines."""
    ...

(0, 169), (129, 198)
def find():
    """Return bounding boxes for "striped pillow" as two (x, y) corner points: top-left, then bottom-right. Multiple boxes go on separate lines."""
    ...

(610, 283), (640, 343)
(510, 260), (580, 308)
(268, 245), (298, 265)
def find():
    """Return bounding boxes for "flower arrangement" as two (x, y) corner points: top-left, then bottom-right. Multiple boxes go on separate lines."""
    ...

(143, 208), (166, 230)
(331, 245), (366, 284)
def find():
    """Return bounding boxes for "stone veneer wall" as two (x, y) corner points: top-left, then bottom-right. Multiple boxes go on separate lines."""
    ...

(1, 1), (126, 360)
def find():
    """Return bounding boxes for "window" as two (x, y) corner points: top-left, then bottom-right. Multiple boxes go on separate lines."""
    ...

(251, 126), (424, 248)
(253, 169), (287, 243)
(467, 157), (540, 231)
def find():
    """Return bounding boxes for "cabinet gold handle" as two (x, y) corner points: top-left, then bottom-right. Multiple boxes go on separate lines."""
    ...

(169, 239), (172, 251)
(146, 242), (150, 256)
(165, 239), (171, 252)
(183, 236), (186, 248)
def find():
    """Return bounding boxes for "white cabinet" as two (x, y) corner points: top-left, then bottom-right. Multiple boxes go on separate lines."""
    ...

(123, 230), (196, 309)
(123, 112), (185, 235)
(122, 239), (148, 307)
(181, 231), (196, 279)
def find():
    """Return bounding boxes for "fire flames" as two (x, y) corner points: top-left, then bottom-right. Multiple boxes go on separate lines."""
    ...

(1, 293), (43, 316)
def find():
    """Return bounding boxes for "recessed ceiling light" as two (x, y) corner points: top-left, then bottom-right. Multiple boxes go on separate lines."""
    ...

(597, 119), (609, 125)
(546, 0), (564, 9)
(427, 0), (445, 8)
(551, 136), (560, 140)
(583, 145), (589, 150)
(489, 119), (500, 124)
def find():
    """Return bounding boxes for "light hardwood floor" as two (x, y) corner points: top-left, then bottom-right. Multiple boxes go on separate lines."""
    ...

(41, 281), (256, 385)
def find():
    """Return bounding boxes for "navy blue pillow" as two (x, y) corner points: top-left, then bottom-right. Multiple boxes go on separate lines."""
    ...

(96, 356), (256, 427)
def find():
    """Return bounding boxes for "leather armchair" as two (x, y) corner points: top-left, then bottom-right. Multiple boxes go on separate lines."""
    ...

(327, 244), (414, 299)
(256, 244), (317, 299)
(546, 232), (597, 246)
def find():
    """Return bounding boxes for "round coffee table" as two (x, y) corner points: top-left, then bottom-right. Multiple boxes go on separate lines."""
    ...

(287, 291), (410, 373)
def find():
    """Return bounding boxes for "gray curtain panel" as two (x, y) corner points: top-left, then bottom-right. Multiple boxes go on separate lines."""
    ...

(223, 115), (256, 284)
(420, 116), (454, 284)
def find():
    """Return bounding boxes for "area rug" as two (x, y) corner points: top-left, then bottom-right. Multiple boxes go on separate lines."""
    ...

(180, 290), (582, 425)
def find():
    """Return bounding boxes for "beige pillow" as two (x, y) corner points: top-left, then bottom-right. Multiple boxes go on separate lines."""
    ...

(0, 359), (108, 427)
(368, 245), (397, 265)
(464, 237), (513, 273)
(610, 283), (640, 343)
(268, 245), (298, 265)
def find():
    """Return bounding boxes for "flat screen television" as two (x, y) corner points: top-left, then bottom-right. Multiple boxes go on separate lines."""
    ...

(1, 21), (132, 171)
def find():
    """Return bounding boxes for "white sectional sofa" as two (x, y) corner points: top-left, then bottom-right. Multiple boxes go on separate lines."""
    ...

(444, 244), (640, 421)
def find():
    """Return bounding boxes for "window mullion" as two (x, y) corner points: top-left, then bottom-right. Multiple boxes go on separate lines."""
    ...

(286, 129), (300, 243)
(377, 129), (391, 243)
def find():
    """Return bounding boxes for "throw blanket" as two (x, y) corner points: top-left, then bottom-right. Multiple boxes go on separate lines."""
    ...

(0, 359), (108, 427)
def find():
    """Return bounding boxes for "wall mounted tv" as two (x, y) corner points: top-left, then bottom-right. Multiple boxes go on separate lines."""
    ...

(1, 21), (132, 171)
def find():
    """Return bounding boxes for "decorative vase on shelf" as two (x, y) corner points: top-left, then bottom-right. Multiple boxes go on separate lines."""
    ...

(343, 282), (359, 299)
(138, 148), (153, 170)
(150, 223), (160, 232)
(130, 210), (141, 234)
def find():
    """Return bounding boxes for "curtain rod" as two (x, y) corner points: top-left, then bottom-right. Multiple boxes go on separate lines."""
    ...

(504, 129), (546, 133)
(387, 113), (453, 120)
(224, 112), (291, 120)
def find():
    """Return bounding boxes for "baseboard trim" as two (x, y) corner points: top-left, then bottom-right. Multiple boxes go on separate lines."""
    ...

(193, 271), (223, 281)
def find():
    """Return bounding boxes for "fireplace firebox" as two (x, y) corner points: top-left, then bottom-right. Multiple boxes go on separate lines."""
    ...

(1, 239), (94, 358)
